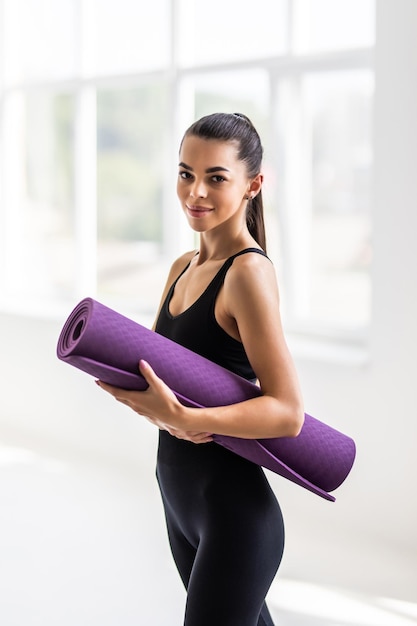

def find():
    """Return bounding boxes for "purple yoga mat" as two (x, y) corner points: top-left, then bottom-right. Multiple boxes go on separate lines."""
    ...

(56, 298), (356, 501)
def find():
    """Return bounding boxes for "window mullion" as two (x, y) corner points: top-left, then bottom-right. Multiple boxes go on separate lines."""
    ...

(1, 91), (26, 298)
(74, 86), (97, 298)
(162, 0), (195, 260)
(72, 0), (97, 300)
(277, 75), (313, 322)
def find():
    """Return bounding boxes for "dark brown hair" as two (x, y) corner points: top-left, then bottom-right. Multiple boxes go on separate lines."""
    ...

(183, 112), (266, 251)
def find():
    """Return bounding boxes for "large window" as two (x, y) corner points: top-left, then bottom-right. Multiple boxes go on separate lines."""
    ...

(0, 0), (375, 341)
(96, 84), (169, 314)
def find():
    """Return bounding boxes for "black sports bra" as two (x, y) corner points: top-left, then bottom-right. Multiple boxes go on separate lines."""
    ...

(155, 248), (268, 380)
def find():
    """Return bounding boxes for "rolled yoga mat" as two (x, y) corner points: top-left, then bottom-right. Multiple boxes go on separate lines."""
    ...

(56, 298), (356, 502)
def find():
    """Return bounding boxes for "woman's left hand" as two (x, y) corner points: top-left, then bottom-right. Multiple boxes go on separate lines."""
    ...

(96, 360), (213, 444)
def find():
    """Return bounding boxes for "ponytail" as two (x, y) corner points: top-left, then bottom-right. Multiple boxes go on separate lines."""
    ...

(246, 193), (266, 252)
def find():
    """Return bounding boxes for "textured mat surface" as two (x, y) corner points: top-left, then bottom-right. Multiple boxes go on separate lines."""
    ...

(57, 298), (356, 501)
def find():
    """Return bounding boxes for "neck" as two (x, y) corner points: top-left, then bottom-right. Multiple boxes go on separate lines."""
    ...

(196, 225), (257, 264)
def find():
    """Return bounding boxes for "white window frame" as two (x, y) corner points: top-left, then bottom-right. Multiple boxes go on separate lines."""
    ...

(0, 0), (374, 358)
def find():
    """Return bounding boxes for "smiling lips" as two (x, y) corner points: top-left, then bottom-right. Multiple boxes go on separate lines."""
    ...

(186, 205), (214, 218)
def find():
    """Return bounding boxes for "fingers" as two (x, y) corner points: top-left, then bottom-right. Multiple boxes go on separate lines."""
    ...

(95, 380), (140, 412)
(95, 379), (128, 401)
(95, 367), (210, 443)
(190, 434), (213, 444)
(139, 359), (159, 385)
(187, 431), (213, 442)
(166, 428), (213, 444)
(95, 379), (119, 396)
(95, 360), (157, 397)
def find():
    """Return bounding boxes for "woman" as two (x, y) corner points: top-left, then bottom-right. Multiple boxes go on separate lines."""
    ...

(97, 112), (304, 625)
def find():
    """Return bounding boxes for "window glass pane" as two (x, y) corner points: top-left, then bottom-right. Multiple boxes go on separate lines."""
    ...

(93, 0), (171, 75)
(0, 0), (375, 338)
(178, 0), (288, 67)
(293, 0), (375, 53)
(3, 0), (77, 83)
(97, 84), (169, 313)
(3, 93), (76, 302)
(305, 70), (373, 328)
(191, 71), (269, 128)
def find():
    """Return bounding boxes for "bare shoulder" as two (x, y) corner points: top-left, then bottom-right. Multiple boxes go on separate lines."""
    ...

(231, 249), (274, 274)
(225, 251), (279, 302)
(169, 249), (197, 278)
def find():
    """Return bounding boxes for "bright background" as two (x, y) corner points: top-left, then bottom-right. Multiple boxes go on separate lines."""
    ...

(1, 1), (416, 625)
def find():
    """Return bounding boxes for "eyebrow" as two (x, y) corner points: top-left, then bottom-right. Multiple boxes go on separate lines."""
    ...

(178, 161), (230, 174)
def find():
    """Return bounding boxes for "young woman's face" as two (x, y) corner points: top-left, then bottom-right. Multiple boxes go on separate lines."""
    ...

(177, 135), (256, 234)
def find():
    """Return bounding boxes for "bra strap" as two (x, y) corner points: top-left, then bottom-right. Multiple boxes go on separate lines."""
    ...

(220, 247), (269, 274)
(210, 247), (269, 296)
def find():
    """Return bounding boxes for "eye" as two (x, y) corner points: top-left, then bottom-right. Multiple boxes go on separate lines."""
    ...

(179, 170), (192, 180)
(211, 175), (226, 183)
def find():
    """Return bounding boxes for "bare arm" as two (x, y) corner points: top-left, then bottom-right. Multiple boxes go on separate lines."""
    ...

(180, 253), (304, 438)
(98, 253), (304, 440)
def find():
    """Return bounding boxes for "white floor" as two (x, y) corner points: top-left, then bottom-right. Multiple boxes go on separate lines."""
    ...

(1, 436), (416, 626)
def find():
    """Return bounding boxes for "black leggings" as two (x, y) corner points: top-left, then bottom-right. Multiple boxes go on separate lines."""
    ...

(156, 433), (285, 626)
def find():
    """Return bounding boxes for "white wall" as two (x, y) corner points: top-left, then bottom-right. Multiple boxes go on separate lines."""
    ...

(1, 0), (416, 605)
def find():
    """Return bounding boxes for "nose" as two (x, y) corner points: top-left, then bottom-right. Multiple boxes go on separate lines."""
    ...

(189, 178), (207, 199)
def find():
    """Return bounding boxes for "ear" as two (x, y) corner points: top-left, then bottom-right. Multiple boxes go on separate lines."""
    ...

(247, 173), (263, 198)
